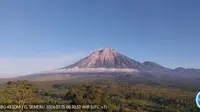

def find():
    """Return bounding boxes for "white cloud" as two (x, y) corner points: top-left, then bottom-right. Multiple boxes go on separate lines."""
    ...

(0, 52), (87, 78)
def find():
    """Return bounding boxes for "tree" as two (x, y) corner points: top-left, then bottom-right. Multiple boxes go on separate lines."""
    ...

(65, 85), (112, 112)
(4, 80), (41, 110)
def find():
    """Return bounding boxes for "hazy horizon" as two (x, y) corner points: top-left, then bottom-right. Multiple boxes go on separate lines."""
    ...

(0, 0), (200, 77)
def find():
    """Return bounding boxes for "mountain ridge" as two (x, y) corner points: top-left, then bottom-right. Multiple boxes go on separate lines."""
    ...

(59, 48), (200, 77)
(61, 48), (172, 73)
(3, 48), (200, 87)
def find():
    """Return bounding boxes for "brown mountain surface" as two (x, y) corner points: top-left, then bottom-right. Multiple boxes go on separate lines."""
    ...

(62, 48), (145, 70)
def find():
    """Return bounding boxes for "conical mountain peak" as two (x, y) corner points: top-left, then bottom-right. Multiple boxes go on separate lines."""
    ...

(62, 48), (142, 69)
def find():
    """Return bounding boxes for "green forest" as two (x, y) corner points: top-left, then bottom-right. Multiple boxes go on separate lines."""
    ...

(0, 79), (199, 112)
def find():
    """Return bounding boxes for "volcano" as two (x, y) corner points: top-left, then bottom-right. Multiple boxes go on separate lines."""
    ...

(11, 48), (200, 87)
(35, 48), (200, 75)
(62, 48), (145, 70)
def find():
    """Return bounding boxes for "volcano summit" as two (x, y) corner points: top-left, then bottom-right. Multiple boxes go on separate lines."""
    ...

(62, 48), (143, 69)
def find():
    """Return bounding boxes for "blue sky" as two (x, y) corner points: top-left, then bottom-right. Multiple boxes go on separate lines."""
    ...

(0, 0), (200, 77)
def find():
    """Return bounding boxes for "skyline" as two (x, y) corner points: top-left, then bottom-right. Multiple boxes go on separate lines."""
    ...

(0, 0), (200, 77)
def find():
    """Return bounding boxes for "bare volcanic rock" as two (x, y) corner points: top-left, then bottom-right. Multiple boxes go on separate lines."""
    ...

(62, 48), (145, 70)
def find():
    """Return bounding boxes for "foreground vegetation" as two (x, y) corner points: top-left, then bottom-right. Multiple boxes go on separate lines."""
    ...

(0, 79), (199, 112)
